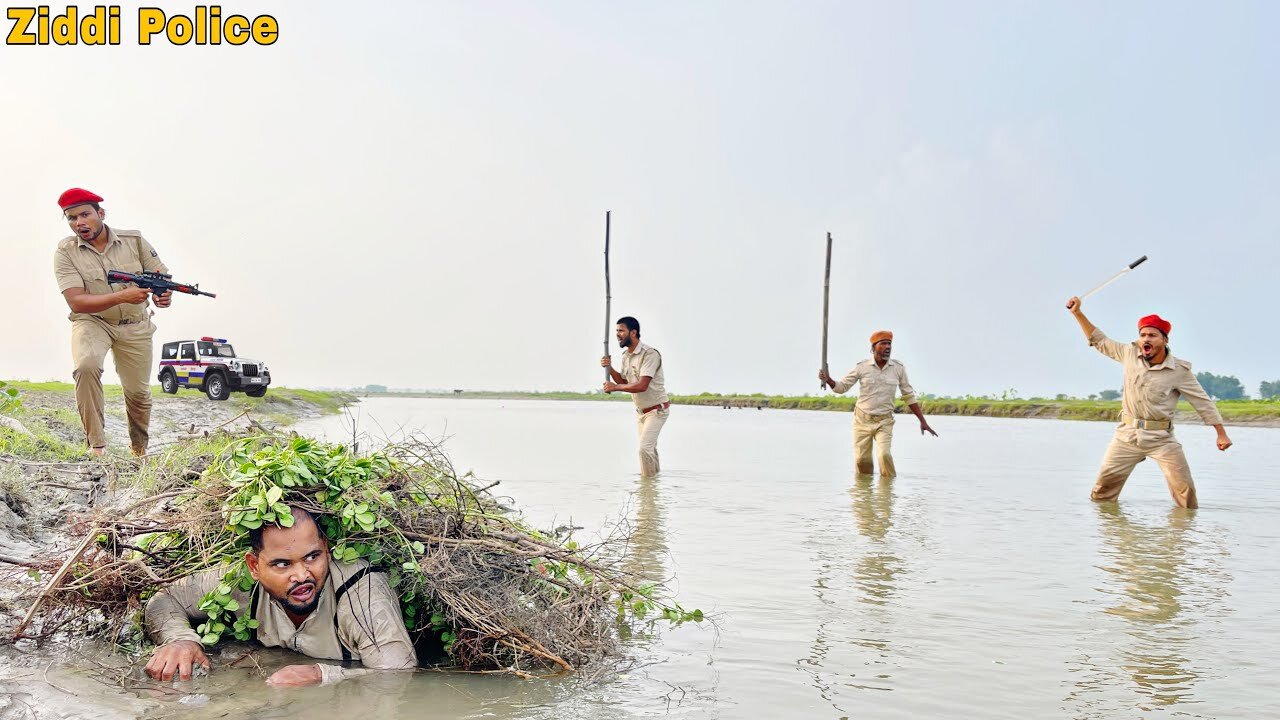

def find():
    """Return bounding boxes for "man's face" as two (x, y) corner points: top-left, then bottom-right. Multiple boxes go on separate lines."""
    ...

(246, 516), (330, 617)
(1137, 327), (1167, 361)
(616, 324), (637, 349)
(873, 339), (892, 361)
(64, 204), (106, 243)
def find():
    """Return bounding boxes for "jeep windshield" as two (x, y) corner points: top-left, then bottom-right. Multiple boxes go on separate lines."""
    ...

(197, 342), (236, 358)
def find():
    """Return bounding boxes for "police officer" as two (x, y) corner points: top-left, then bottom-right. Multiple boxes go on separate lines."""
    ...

(1066, 296), (1232, 508)
(52, 188), (172, 456)
(819, 330), (938, 477)
(601, 316), (670, 476)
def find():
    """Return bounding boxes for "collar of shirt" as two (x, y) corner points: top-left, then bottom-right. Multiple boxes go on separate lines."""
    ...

(76, 226), (122, 254)
(626, 341), (649, 357)
(1137, 347), (1177, 371)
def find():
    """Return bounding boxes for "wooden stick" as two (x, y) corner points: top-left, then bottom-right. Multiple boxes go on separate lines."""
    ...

(603, 210), (612, 381)
(821, 232), (833, 390)
(12, 527), (100, 640)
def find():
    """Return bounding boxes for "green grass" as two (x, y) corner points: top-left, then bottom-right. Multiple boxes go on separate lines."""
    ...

(0, 422), (89, 461)
(3, 381), (353, 414)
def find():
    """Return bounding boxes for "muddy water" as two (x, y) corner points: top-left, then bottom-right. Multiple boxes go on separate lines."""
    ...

(6, 399), (1278, 718)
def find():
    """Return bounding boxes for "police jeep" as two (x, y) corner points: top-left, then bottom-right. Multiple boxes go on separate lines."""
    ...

(157, 337), (271, 401)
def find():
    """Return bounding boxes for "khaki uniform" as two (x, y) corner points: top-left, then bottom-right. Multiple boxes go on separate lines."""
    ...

(832, 359), (918, 477)
(1087, 328), (1223, 508)
(620, 341), (669, 476)
(145, 559), (417, 684)
(53, 228), (165, 451)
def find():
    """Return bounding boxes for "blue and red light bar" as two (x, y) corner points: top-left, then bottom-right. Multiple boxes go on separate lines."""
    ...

(199, 337), (228, 343)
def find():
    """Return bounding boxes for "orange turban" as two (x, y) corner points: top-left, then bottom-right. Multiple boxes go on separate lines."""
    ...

(870, 330), (893, 346)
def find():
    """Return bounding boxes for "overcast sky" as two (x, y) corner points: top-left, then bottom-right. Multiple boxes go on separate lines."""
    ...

(3, 1), (1277, 398)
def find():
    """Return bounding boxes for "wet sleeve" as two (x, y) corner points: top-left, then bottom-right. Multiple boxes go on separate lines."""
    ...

(143, 567), (224, 646)
(53, 249), (85, 293)
(896, 366), (919, 406)
(1088, 328), (1130, 363)
(832, 365), (860, 395)
(1177, 367), (1224, 426)
(323, 572), (416, 685)
(138, 235), (168, 274)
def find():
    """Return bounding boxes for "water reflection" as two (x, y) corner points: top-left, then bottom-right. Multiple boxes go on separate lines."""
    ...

(798, 474), (905, 712)
(850, 474), (903, 608)
(1065, 504), (1231, 716)
(624, 474), (667, 585)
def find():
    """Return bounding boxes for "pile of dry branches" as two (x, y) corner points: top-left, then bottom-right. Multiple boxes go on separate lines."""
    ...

(1, 430), (687, 673)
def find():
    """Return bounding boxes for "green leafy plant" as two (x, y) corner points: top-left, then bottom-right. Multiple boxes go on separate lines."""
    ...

(0, 381), (21, 414)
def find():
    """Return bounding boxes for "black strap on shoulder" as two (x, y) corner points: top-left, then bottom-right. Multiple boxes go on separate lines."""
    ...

(250, 583), (261, 622)
(332, 567), (371, 662)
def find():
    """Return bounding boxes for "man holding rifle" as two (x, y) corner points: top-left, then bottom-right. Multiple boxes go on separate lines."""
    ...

(1066, 296), (1232, 508)
(52, 188), (171, 457)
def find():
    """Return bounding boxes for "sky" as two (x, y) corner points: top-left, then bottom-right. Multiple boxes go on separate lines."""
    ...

(3, 1), (1277, 398)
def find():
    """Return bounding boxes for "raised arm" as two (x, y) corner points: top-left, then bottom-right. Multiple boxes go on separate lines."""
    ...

(1067, 296), (1127, 362)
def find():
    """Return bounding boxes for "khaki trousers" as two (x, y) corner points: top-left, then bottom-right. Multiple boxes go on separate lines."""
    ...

(635, 407), (669, 477)
(71, 317), (156, 452)
(1091, 428), (1197, 509)
(853, 408), (895, 477)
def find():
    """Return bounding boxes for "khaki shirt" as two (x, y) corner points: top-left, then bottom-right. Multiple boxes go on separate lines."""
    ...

(145, 559), (417, 684)
(620, 341), (669, 410)
(832, 358), (918, 415)
(1088, 328), (1223, 426)
(53, 227), (167, 324)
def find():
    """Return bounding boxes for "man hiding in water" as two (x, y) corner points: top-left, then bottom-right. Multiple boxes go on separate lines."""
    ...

(144, 506), (416, 685)
(1066, 296), (1232, 508)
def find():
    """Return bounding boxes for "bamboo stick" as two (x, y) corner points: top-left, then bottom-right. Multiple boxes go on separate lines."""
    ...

(603, 211), (612, 381)
(821, 232), (832, 390)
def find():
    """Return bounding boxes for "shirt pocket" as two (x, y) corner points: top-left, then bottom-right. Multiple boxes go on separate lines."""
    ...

(81, 265), (112, 294)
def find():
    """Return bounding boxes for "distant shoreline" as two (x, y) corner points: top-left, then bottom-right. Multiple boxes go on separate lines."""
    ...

(346, 391), (1280, 428)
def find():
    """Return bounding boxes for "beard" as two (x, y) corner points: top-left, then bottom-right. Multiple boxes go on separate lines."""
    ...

(618, 337), (632, 349)
(276, 581), (323, 616)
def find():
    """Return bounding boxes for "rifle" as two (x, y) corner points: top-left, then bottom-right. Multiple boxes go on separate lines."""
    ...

(107, 270), (217, 298)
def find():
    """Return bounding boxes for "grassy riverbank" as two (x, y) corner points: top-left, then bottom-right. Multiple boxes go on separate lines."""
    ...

(356, 390), (1280, 426)
(0, 381), (355, 460)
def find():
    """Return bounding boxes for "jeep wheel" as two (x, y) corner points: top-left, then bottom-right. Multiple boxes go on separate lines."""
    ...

(245, 387), (267, 398)
(204, 373), (231, 401)
(160, 370), (178, 394)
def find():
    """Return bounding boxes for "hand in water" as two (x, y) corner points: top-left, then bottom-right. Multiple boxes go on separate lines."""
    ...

(266, 663), (324, 687)
(145, 640), (211, 681)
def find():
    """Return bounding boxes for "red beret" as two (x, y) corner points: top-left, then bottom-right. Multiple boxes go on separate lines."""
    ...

(1138, 314), (1171, 335)
(870, 330), (893, 346)
(58, 188), (104, 210)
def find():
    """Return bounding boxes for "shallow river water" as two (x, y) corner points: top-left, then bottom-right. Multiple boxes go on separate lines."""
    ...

(5, 398), (1278, 719)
